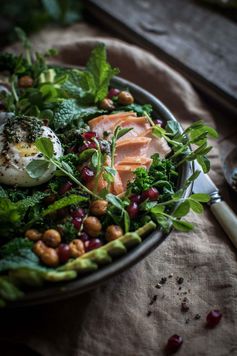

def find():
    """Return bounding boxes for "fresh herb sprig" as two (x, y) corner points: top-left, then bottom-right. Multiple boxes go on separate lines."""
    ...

(0, 30), (119, 130)
(149, 193), (210, 232)
(26, 137), (101, 199)
(152, 118), (218, 173)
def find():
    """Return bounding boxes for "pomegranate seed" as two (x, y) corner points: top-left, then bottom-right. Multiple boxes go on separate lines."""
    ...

(72, 217), (82, 230)
(107, 88), (120, 99)
(59, 181), (73, 195)
(206, 310), (222, 327)
(154, 119), (163, 127)
(57, 244), (71, 264)
(127, 202), (139, 219)
(130, 194), (142, 204)
(80, 232), (90, 243)
(82, 131), (96, 140)
(71, 208), (85, 219)
(141, 187), (159, 201)
(81, 166), (95, 183)
(85, 238), (102, 251)
(77, 144), (87, 153)
(166, 334), (183, 353)
(78, 141), (97, 153)
(85, 141), (97, 149)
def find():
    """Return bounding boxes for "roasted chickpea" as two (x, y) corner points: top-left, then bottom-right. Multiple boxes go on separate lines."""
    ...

(90, 200), (108, 216)
(105, 225), (123, 242)
(118, 91), (134, 105)
(25, 229), (42, 241)
(33, 240), (47, 257)
(83, 216), (102, 237)
(40, 248), (59, 267)
(69, 239), (85, 258)
(99, 98), (115, 110)
(42, 229), (61, 248)
(18, 75), (34, 88)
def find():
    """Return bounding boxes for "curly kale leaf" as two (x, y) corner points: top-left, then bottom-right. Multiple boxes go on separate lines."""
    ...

(0, 248), (45, 273)
(128, 167), (152, 194)
(52, 99), (105, 130)
(0, 191), (48, 225)
(0, 238), (33, 258)
(57, 220), (77, 243)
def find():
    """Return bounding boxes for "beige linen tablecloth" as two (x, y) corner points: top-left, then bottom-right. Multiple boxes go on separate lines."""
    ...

(1, 24), (237, 356)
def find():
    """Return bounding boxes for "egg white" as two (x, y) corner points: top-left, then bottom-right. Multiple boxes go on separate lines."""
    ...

(0, 124), (63, 187)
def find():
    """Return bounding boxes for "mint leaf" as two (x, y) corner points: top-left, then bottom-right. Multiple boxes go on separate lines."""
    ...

(86, 43), (119, 102)
(61, 70), (95, 104)
(58, 45), (118, 105)
(35, 137), (54, 158)
(26, 159), (50, 178)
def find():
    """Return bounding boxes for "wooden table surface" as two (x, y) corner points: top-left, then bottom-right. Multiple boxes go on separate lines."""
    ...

(85, 0), (237, 115)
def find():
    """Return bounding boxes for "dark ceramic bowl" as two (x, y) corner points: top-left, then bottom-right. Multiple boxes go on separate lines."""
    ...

(8, 76), (193, 308)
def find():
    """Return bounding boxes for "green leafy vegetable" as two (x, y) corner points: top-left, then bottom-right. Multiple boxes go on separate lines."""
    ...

(42, 194), (88, 216)
(0, 191), (47, 224)
(27, 137), (101, 199)
(0, 238), (33, 258)
(0, 35), (218, 307)
(26, 159), (50, 179)
(86, 43), (119, 102)
(35, 136), (52, 158)
(106, 193), (130, 232)
(0, 277), (24, 302)
(52, 99), (104, 130)
(0, 248), (44, 273)
(114, 103), (152, 117)
(0, 198), (21, 223)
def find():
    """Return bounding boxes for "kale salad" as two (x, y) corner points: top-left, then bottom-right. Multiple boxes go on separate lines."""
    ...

(0, 30), (218, 306)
